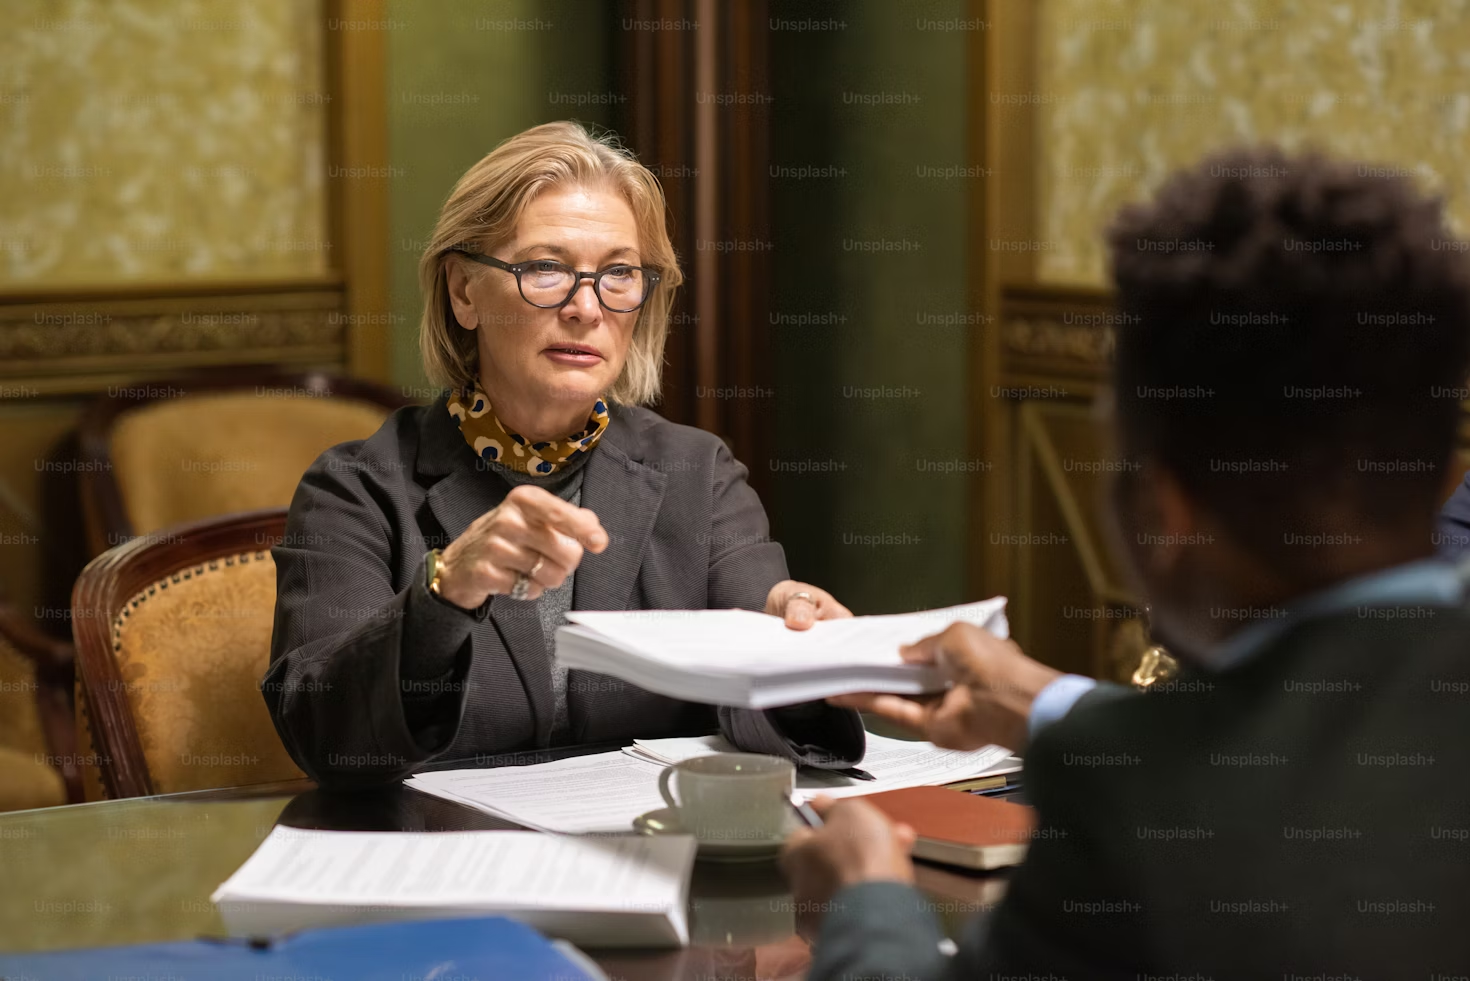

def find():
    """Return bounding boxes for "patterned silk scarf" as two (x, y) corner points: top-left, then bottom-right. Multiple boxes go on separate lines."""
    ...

(446, 384), (610, 476)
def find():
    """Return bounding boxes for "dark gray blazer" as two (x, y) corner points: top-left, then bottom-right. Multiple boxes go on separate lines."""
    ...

(264, 394), (863, 790)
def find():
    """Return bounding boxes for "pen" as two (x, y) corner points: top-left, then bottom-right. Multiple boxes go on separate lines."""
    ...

(789, 792), (824, 828)
(834, 766), (875, 781)
(971, 780), (1024, 799)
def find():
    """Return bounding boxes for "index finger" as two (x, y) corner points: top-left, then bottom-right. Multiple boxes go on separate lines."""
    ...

(506, 486), (609, 552)
(826, 692), (883, 711)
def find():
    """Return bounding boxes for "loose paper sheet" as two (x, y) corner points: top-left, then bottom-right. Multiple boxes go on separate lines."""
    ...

(409, 753), (672, 834)
(408, 735), (1013, 833)
(627, 733), (1014, 799)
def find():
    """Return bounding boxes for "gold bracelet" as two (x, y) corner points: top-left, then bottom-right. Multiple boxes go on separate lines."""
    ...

(426, 548), (446, 596)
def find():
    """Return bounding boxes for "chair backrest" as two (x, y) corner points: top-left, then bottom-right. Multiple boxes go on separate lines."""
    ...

(71, 508), (303, 799)
(78, 368), (413, 556)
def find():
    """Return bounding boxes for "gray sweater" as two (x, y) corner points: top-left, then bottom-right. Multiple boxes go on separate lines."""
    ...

(478, 453), (589, 744)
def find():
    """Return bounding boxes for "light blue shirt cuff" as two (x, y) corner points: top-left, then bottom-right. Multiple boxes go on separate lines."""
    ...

(1029, 674), (1098, 741)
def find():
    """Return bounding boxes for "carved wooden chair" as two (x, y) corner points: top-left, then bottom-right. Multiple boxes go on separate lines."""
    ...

(71, 508), (306, 800)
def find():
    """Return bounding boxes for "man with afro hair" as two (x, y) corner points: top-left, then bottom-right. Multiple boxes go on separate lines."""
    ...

(784, 147), (1470, 979)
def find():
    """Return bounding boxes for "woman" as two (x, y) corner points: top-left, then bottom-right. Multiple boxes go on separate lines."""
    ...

(264, 121), (863, 790)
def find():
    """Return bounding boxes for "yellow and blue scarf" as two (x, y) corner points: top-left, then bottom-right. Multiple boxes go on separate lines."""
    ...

(446, 384), (610, 476)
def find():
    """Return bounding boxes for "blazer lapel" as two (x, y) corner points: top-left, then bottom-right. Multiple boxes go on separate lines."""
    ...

(420, 400), (556, 746)
(574, 409), (668, 613)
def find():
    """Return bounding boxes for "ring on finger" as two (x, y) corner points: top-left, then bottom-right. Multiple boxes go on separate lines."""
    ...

(528, 554), (546, 580)
(510, 572), (532, 601)
(790, 590), (814, 604)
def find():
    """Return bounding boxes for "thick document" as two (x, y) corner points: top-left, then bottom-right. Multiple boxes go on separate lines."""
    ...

(0, 916), (608, 981)
(210, 828), (696, 948)
(555, 597), (1010, 708)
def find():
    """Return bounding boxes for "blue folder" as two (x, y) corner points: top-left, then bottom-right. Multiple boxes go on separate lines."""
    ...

(0, 915), (605, 981)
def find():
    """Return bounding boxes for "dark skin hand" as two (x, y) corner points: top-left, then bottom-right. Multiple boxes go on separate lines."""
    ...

(782, 622), (1061, 914)
(779, 795), (917, 913)
(829, 621), (1062, 754)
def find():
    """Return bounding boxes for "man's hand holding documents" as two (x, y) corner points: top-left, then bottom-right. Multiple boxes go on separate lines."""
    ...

(554, 597), (1010, 709)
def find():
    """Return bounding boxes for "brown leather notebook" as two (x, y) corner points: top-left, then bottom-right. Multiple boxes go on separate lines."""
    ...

(861, 785), (1036, 871)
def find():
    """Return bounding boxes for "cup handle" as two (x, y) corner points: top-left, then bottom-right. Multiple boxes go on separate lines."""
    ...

(657, 765), (679, 810)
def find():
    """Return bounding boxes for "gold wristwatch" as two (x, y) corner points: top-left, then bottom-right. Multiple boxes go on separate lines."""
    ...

(426, 548), (480, 614)
(425, 548), (447, 597)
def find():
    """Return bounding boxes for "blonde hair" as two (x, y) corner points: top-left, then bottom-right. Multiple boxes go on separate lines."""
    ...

(418, 121), (683, 406)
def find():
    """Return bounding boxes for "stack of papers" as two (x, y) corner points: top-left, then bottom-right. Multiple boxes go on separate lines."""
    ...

(555, 598), (1009, 709)
(406, 734), (1014, 833)
(212, 827), (696, 948)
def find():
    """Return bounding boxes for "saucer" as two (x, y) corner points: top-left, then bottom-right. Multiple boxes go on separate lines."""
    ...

(632, 807), (800, 862)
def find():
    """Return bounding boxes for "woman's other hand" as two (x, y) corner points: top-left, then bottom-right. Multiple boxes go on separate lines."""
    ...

(435, 484), (609, 608)
(765, 580), (852, 630)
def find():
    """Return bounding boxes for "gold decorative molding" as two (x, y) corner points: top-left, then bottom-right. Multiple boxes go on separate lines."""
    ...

(1003, 316), (1115, 366)
(998, 283), (1120, 387)
(0, 283), (346, 392)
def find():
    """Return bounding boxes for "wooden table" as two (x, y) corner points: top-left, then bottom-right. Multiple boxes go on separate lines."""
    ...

(0, 773), (1013, 980)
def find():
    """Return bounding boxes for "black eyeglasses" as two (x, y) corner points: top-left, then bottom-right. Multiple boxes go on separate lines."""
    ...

(449, 249), (660, 313)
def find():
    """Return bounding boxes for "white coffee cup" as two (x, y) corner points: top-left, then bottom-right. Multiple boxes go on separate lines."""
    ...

(657, 753), (795, 843)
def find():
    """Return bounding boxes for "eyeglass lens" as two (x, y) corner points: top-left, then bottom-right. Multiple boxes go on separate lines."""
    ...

(520, 261), (648, 312)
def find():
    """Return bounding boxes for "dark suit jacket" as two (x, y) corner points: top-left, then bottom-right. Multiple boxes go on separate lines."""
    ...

(809, 603), (1470, 980)
(264, 395), (863, 790)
